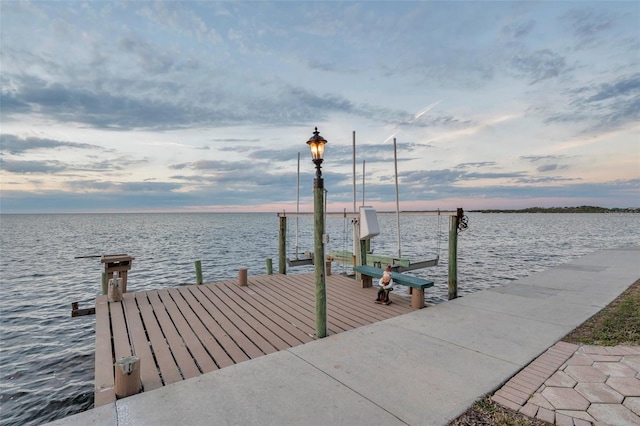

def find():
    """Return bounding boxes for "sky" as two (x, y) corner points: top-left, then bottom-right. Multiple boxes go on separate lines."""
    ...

(1, 1), (639, 214)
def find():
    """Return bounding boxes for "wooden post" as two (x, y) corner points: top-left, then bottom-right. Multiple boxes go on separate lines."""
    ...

(411, 289), (425, 309)
(325, 258), (331, 276)
(238, 268), (248, 286)
(108, 272), (122, 302)
(266, 258), (273, 275)
(114, 356), (141, 398)
(101, 272), (107, 295)
(278, 216), (287, 275)
(314, 179), (327, 338)
(195, 260), (203, 285)
(448, 214), (458, 300)
(358, 238), (371, 288)
(101, 255), (134, 293)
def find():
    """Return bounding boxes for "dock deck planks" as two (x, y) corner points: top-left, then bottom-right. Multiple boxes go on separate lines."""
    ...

(94, 272), (417, 406)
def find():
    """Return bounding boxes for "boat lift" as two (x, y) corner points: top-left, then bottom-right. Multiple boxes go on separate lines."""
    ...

(284, 132), (453, 273)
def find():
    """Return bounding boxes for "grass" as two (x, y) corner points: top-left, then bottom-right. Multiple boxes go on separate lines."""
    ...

(449, 279), (640, 426)
(563, 279), (640, 346)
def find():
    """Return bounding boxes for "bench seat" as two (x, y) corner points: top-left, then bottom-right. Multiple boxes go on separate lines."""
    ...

(353, 265), (434, 309)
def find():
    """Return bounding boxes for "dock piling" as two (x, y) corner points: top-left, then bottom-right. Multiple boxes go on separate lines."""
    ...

(195, 260), (203, 285)
(278, 216), (287, 275)
(448, 212), (459, 300)
(101, 272), (107, 295)
(266, 258), (273, 275)
(238, 268), (248, 286)
(114, 356), (141, 399)
(108, 272), (123, 302)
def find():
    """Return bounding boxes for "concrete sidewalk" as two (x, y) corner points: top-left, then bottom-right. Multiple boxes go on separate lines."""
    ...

(49, 247), (639, 426)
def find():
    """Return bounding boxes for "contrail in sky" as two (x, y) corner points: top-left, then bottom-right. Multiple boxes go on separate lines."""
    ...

(382, 100), (441, 143)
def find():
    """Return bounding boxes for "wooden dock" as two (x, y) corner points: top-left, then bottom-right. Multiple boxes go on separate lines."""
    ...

(94, 272), (416, 406)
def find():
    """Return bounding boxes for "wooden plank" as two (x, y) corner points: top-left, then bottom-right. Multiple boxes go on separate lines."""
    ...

(135, 292), (183, 385)
(282, 275), (372, 328)
(199, 285), (281, 354)
(325, 275), (413, 316)
(94, 296), (115, 407)
(219, 282), (313, 346)
(94, 272), (417, 403)
(166, 287), (232, 369)
(248, 275), (351, 334)
(236, 276), (323, 335)
(188, 286), (266, 359)
(122, 293), (163, 392)
(266, 274), (364, 333)
(283, 274), (412, 324)
(177, 286), (247, 366)
(110, 301), (132, 360)
(147, 290), (201, 380)
(156, 289), (218, 374)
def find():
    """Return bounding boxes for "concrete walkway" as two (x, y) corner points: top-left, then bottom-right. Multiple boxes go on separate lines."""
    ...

(49, 247), (639, 426)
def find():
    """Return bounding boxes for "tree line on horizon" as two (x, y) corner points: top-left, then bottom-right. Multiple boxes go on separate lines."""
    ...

(470, 206), (639, 213)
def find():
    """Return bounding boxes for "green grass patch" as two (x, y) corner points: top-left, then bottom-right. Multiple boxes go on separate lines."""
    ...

(563, 279), (640, 346)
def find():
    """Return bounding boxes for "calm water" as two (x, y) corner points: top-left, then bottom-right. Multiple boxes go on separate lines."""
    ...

(1, 212), (638, 425)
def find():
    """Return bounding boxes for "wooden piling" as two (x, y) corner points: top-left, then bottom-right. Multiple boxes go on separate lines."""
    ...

(108, 273), (123, 302)
(313, 182), (327, 338)
(448, 214), (458, 300)
(266, 258), (273, 275)
(114, 356), (141, 398)
(238, 268), (248, 286)
(359, 239), (369, 287)
(101, 272), (107, 295)
(195, 260), (203, 285)
(278, 216), (287, 275)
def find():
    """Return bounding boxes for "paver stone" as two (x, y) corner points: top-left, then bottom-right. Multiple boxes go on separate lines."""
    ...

(590, 355), (622, 362)
(545, 371), (577, 388)
(588, 403), (640, 425)
(624, 397), (640, 416)
(622, 355), (640, 372)
(556, 410), (596, 423)
(565, 365), (607, 383)
(529, 392), (555, 410)
(541, 387), (590, 410)
(535, 407), (555, 423)
(575, 382), (623, 403)
(606, 377), (640, 396)
(554, 412), (573, 426)
(565, 353), (594, 366)
(593, 361), (637, 377)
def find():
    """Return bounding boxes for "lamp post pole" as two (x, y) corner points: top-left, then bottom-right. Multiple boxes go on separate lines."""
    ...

(307, 127), (327, 338)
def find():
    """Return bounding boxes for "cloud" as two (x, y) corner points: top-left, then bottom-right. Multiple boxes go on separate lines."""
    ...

(536, 164), (569, 173)
(1, 159), (67, 174)
(520, 155), (567, 163)
(0, 134), (101, 154)
(511, 49), (570, 84)
(562, 7), (615, 49)
(456, 162), (497, 169)
(546, 73), (640, 133)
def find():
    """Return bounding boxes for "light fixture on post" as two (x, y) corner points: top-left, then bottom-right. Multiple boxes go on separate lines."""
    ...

(307, 127), (327, 338)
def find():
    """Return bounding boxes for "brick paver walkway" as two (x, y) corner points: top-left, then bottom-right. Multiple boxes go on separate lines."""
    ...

(492, 342), (640, 425)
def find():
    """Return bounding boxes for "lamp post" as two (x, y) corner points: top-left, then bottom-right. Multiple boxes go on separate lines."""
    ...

(307, 127), (327, 338)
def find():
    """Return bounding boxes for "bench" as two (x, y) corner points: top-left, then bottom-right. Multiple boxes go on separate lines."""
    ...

(353, 265), (434, 309)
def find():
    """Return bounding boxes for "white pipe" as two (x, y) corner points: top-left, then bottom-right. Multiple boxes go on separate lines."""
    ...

(352, 131), (356, 213)
(362, 160), (365, 207)
(296, 152), (300, 259)
(394, 138), (401, 259)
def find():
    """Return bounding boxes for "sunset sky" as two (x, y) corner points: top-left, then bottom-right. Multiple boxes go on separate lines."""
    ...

(1, 1), (638, 213)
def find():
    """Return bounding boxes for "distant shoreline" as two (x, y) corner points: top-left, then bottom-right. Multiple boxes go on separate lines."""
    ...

(468, 206), (640, 213)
